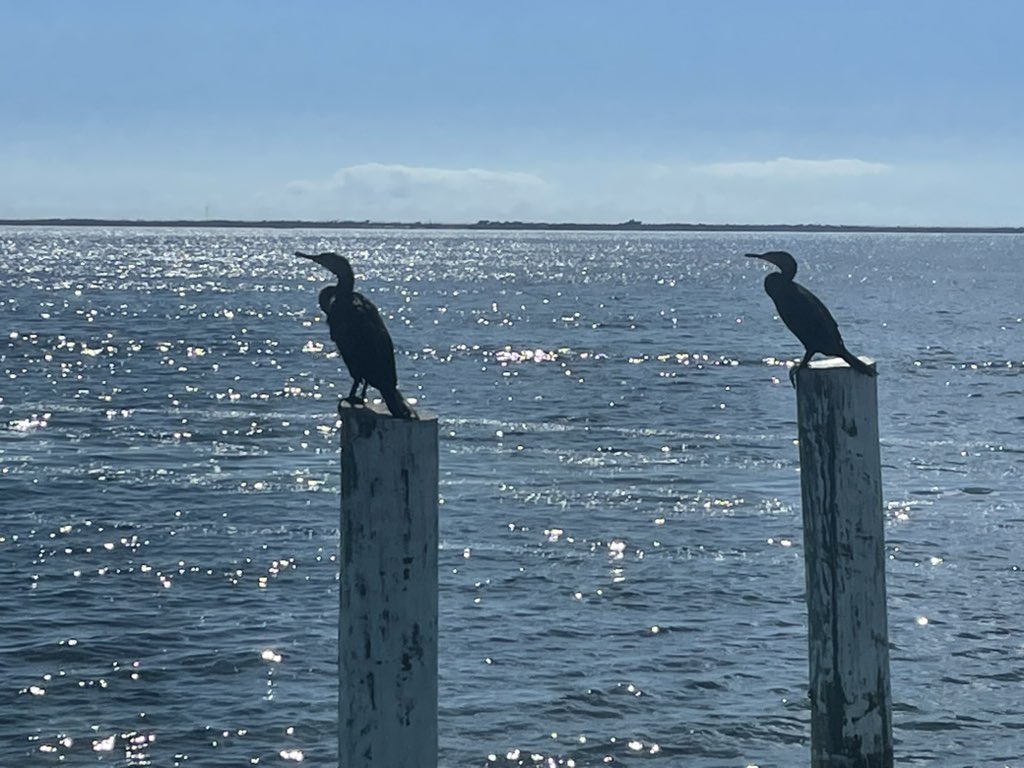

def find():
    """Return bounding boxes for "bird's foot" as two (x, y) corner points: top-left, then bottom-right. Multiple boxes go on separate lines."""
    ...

(343, 395), (366, 407)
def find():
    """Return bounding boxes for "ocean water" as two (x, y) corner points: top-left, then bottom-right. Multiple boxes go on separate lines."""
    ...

(0, 227), (1022, 767)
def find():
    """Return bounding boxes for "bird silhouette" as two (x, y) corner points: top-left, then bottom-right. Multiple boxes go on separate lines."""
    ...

(746, 250), (875, 386)
(297, 251), (416, 418)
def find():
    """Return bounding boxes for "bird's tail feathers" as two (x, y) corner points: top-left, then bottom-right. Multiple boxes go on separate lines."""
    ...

(382, 387), (417, 420)
(840, 349), (877, 377)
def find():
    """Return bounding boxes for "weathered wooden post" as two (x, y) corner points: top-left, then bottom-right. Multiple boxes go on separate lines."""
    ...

(796, 357), (892, 768)
(338, 401), (438, 768)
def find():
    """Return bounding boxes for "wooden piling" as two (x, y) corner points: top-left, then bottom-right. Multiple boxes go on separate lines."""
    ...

(796, 357), (893, 768)
(338, 401), (438, 768)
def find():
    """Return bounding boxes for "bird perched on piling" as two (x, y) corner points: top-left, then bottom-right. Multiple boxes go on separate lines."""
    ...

(746, 250), (875, 386)
(297, 251), (416, 418)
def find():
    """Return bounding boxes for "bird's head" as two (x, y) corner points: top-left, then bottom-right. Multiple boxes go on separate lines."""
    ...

(745, 250), (798, 279)
(296, 251), (355, 290)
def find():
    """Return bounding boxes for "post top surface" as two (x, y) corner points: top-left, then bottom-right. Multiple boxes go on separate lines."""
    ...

(338, 398), (437, 423)
(806, 355), (876, 371)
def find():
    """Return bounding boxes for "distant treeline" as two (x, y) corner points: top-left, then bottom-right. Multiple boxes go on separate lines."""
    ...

(1, 218), (1022, 234)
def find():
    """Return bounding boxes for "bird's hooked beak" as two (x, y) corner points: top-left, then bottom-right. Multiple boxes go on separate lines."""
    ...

(745, 251), (784, 269)
(295, 251), (352, 279)
(295, 251), (328, 267)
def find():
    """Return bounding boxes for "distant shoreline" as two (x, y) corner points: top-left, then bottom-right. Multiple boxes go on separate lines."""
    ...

(1, 218), (1022, 234)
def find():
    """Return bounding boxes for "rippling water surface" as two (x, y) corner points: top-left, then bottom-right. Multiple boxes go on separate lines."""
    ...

(1, 228), (1022, 766)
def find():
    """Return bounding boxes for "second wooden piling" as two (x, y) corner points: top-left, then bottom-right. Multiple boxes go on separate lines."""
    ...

(796, 357), (892, 768)
(338, 401), (438, 768)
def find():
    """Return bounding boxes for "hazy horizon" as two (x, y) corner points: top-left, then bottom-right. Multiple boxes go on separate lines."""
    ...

(3, 215), (1023, 232)
(3, 1), (1023, 226)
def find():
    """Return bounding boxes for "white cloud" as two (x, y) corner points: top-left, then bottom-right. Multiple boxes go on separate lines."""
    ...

(289, 162), (545, 193)
(593, 157), (909, 225)
(285, 163), (548, 220)
(696, 156), (891, 179)
(275, 158), (902, 224)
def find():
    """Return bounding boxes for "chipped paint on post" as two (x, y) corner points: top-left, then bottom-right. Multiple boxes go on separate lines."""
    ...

(796, 357), (893, 768)
(338, 401), (438, 768)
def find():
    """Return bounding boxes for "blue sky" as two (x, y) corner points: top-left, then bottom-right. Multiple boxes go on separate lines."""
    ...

(2, 1), (1022, 224)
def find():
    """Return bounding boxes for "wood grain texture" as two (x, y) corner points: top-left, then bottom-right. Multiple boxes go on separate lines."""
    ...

(338, 401), (438, 768)
(797, 357), (893, 768)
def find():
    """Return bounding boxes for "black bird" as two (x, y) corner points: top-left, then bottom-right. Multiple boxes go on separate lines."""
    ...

(297, 251), (416, 418)
(746, 250), (875, 386)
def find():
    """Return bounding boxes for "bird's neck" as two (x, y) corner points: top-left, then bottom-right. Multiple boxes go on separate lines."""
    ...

(764, 272), (793, 296)
(335, 276), (355, 298)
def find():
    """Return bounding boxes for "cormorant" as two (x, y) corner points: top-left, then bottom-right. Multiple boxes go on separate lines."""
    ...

(297, 251), (416, 418)
(746, 250), (875, 386)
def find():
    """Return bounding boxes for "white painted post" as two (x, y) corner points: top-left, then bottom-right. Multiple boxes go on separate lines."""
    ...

(338, 401), (438, 768)
(796, 357), (892, 768)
